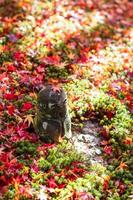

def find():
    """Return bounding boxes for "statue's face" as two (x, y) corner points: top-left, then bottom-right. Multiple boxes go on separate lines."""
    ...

(38, 85), (67, 118)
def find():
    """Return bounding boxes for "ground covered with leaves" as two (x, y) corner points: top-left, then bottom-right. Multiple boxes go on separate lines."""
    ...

(0, 0), (133, 199)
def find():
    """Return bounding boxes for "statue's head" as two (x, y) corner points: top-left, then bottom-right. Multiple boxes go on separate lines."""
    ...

(38, 84), (67, 118)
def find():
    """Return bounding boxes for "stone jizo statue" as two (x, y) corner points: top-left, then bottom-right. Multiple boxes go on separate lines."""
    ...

(34, 84), (72, 143)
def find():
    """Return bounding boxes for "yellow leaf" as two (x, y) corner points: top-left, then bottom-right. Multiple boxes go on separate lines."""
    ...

(12, 178), (20, 200)
(14, 114), (23, 124)
(29, 92), (37, 99)
(58, 61), (68, 68)
(67, 52), (75, 59)
(58, 136), (63, 143)
(104, 175), (110, 182)
(24, 114), (34, 127)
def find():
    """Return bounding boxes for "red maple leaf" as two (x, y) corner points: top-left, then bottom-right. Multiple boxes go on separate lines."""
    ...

(1, 125), (15, 138)
(7, 105), (15, 115)
(76, 0), (88, 9)
(0, 175), (7, 185)
(103, 146), (112, 155)
(31, 160), (39, 173)
(46, 178), (57, 188)
(21, 102), (33, 111)
(103, 180), (109, 191)
(37, 143), (55, 153)
(0, 104), (4, 111)
(4, 93), (17, 100)
(118, 183), (126, 194)
(7, 64), (17, 72)
(106, 111), (115, 119)
(100, 129), (109, 138)
(13, 51), (25, 62)
(36, 64), (45, 73)
(126, 95), (132, 101)
(43, 55), (60, 65)
(78, 54), (88, 63)
(103, 175), (110, 191)
(58, 183), (66, 189)
(0, 72), (7, 82)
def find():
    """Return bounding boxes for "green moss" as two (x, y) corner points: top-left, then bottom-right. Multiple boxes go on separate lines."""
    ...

(53, 163), (108, 200)
(46, 140), (86, 170)
(46, 65), (69, 79)
(14, 140), (38, 156)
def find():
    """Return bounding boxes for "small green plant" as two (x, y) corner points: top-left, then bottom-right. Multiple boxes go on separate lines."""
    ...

(14, 140), (38, 156)
(37, 140), (86, 173)
(0, 52), (12, 64)
(64, 79), (91, 118)
(46, 65), (69, 79)
(91, 92), (132, 140)
(53, 163), (108, 200)
(38, 157), (52, 171)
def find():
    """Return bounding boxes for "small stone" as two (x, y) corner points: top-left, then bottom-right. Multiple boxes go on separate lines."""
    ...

(82, 127), (90, 134)
(95, 149), (102, 155)
(89, 142), (96, 147)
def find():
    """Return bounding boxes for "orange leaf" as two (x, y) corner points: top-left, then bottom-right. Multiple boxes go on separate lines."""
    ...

(123, 137), (132, 145)
(12, 177), (20, 200)
(104, 175), (111, 182)
(118, 162), (128, 170)
(100, 140), (108, 146)
(48, 78), (59, 84)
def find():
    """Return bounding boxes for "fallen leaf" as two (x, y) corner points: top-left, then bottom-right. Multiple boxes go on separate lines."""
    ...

(0, 147), (5, 155)
(103, 146), (112, 155)
(52, 84), (61, 93)
(21, 102), (33, 111)
(123, 137), (132, 145)
(100, 140), (108, 146)
(46, 178), (57, 188)
(24, 114), (34, 127)
(117, 162), (128, 170)
(7, 105), (15, 115)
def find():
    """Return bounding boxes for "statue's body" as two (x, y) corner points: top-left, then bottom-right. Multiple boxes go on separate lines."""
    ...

(34, 84), (72, 142)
